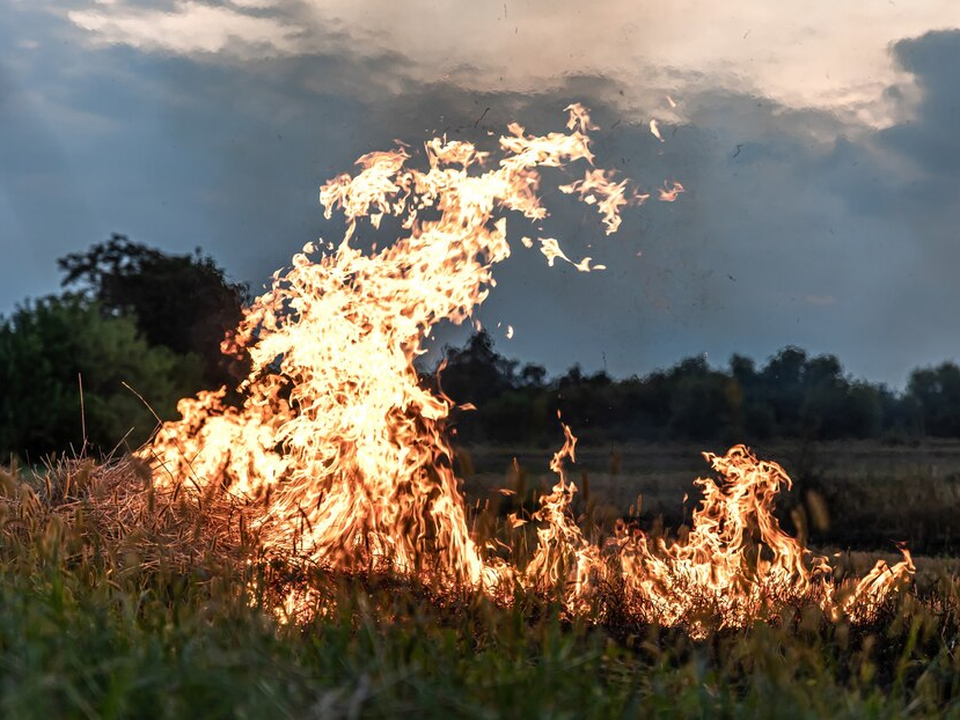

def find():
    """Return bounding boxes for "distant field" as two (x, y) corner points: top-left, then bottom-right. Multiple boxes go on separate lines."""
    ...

(459, 439), (960, 556)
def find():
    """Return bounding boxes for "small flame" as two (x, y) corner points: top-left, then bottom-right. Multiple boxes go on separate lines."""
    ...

(536, 237), (604, 272)
(659, 180), (685, 202)
(560, 168), (632, 234)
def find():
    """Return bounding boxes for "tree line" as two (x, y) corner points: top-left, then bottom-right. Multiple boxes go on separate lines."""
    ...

(3, 237), (960, 461)
(435, 331), (958, 447)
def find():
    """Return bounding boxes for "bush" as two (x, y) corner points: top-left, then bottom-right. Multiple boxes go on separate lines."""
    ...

(58, 234), (249, 391)
(0, 295), (201, 461)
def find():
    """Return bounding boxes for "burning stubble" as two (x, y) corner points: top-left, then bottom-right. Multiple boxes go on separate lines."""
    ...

(143, 105), (912, 633)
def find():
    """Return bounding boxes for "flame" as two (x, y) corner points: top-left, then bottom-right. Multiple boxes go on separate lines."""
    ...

(649, 119), (664, 143)
(536, 237), (606, 272)
(144, 104), (912, 631)
(559, 168), (633, 234)
(658, 180), (685, 202)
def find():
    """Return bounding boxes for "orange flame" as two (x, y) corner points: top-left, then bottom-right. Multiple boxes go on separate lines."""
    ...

(144, 104), (911, 630)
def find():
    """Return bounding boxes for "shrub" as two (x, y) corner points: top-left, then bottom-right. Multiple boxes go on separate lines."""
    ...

(0, 295), (201, 461)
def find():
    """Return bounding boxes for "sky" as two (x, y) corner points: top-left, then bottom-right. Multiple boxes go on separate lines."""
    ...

(2, 1), (959, 388)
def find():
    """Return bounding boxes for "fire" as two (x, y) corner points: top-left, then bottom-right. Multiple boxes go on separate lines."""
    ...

(144, 104), (912, 630)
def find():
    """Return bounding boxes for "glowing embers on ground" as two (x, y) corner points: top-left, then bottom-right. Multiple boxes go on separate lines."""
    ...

(144, 105), (912, 631)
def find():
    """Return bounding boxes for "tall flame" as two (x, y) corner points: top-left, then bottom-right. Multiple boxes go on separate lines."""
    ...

(144, 105), (912, 630)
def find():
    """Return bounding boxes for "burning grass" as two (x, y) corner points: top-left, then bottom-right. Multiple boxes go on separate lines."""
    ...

(2, 104), (954, 715)
(139, 105), (910, 630)
(2, 458), (960, 718)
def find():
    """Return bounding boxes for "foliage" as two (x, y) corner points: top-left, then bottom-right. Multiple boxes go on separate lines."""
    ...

(907, 362), (960, 437)
(0, 295), (201, 461)
(439, 334), (934, 445)
(58, 234), (249, 390)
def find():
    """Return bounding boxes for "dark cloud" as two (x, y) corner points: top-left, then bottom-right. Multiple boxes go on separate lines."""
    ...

(3, 6), (960, 388)
(884, 30), (960, 176)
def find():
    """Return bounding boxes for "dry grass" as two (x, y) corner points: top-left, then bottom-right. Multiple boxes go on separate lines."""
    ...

(4, 453), (960, 717)
(0, 455), (258, 585)
(459, 439), (960, 554)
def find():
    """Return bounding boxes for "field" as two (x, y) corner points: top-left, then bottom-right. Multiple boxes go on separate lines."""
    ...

(463, 439), (960, 556)
(3, 441), (960, 718)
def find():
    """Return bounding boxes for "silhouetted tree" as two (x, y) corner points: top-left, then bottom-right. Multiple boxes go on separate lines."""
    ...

(664, 357), (730, 441)
(519, 363), (548, 388)
(761, 347), (809, 436)
(907, 362), (960, 437)
(440, 330), (518, 407)
(58, 234), (249, 391)
(728, 354), (776, 439)
(434, 330), (949, 445)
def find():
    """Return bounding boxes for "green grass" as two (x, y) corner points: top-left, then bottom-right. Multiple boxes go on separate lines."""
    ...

(4, 459), (960, 718)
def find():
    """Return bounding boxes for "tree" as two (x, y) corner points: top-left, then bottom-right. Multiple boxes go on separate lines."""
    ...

(728, 353), (777, 439)
(0, 295), (202, 461)
(58, 234), (249, 391)
(439, 330), (518, 407)
(519, 362), (547, 388)
(760, 347), (809, 436)
(907, 362), (960, 437)
(665, 357), (730, 441)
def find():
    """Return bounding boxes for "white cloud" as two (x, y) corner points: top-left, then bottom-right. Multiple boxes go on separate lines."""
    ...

(64, 0), (959, 125)
(68, 1), (301, 56)
(229, 0), (278, 8)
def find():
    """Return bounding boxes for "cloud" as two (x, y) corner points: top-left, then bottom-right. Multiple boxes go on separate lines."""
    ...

(62, 0), (958, 121)
(68, 1), (302, 56)
(5, 2), (960, 389)
(883, 30), (960, 175)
